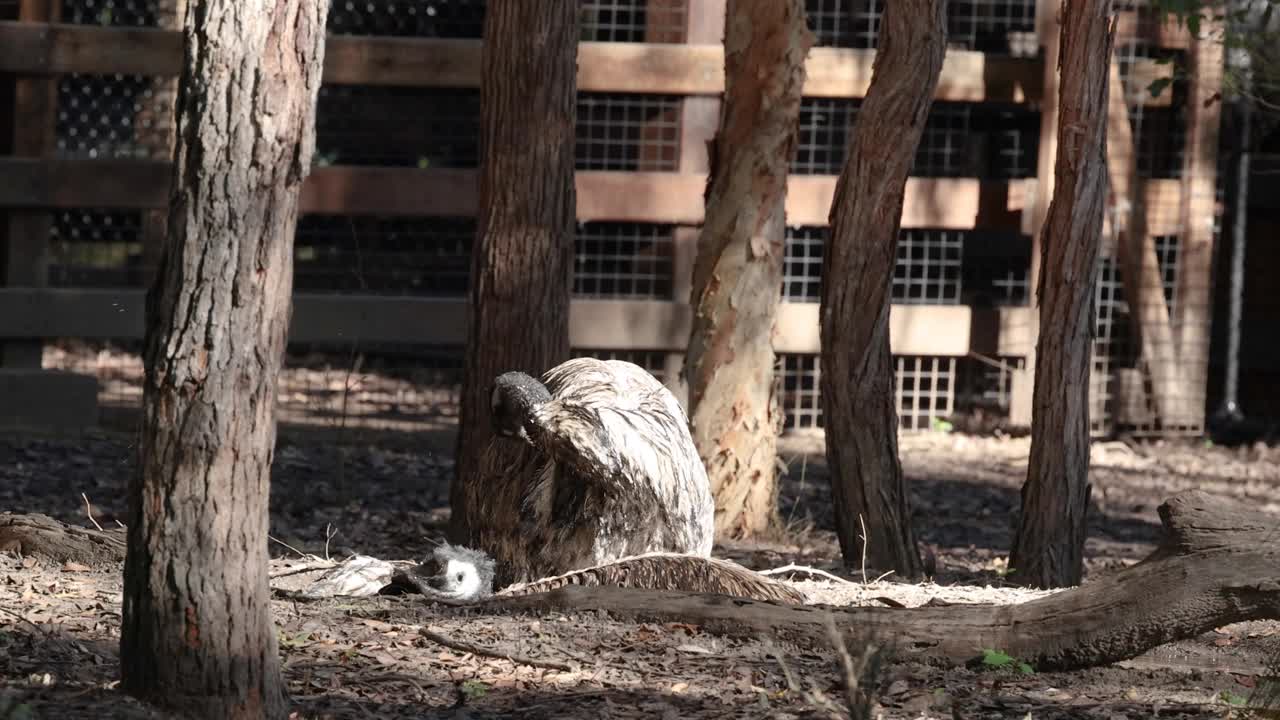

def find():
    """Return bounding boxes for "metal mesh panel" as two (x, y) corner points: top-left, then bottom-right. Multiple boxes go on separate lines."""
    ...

(581, 0), (687, 43)
(804, 0), (1037, 55)
(956, 354), (1022, 415)
(961, 232), (1031, 306)
(314, 89), (682, 171)
(896, 356), (956, 431)
(61, 0), (157, 25)
(576, 93), (682, 171)
(895, 230), (963, 304)
(792, 100), (1036, 178)
(47, 209), (148, 287)
(778, 353), (958, 432)
(573, 222), (675, 299)
(781, 227), (825, 302)
(326, 0), (485, 38)
(293, 215), (473, 296)
(781, 227), (963, 305)
(315, 86), (480, 168)
(1086, 34), (1213, 438)
(54, 74), (171, 160)
(779, 354), (823, 430)
(571, 349), (668, 382)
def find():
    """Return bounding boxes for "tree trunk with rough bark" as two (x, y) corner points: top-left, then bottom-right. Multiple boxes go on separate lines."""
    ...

(686, 0), (813, 540)
(818, 0), (946, 579)
(451, 3), (578, 544)
(1009, 0), (1114, 589)
(119, 1), (328, 718)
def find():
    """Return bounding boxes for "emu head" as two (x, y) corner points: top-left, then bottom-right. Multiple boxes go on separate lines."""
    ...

(490, 370), (552, 442)
(409, 543), (496, 602)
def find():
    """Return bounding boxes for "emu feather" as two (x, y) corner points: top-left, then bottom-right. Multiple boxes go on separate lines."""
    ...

(466, 357), (715, 588)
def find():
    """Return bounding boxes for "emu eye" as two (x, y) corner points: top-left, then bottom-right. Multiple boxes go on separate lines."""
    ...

(455, 572), (465, 582)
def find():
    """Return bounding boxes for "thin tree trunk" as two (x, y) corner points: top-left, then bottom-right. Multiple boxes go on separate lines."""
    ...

(451, 3), (578, 544)
(686, 0), (813, 539)
(819, 0), (946, 579)
(120, 2), (328, 718)
(1009, 1), (1114, 589)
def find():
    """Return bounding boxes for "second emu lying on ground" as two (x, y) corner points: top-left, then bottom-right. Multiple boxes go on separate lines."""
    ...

(383, 543), (805, 604)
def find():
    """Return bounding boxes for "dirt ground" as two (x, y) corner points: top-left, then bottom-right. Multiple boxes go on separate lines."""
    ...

(4, 419), (1280, 720)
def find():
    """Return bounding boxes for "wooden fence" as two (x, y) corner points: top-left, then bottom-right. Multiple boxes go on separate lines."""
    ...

(0, 0), (1222, 436)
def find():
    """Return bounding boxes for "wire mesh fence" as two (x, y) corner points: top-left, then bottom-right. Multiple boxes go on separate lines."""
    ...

(21, 0), (1222, 440)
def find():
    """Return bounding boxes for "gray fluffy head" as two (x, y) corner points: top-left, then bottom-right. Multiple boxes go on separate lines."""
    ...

(490, 370), (553, 441)
(411, 542), (496, 602)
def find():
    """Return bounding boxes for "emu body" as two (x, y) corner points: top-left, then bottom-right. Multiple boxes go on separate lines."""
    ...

(463, 357), (715, 588)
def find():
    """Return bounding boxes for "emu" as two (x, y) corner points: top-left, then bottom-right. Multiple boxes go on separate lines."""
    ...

(391, 543), (806, 605)
(460, 357), (715, 588)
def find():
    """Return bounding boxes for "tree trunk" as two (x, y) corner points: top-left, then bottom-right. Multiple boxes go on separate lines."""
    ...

(685, 0), (813, 540)
(818, 0), (946, 579)
(451, 3), (578, 544)
(119, 1), (328, 718)
(1009, 1), (1114, 589)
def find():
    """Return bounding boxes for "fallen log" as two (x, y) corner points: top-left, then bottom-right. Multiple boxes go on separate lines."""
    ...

(480, 490), (1280, 671)
(0, 512), (127, 566)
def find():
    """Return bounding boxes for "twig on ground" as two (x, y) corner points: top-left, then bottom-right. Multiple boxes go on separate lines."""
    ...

(0, 605), (48, 635)
(269, 560), (338, 580)
(419, 628), (574, 672)
(760, 563), (860, 586)
(825, 612), (879, 719)
(324, 523), (338, 562)
(269, 534), (317, 561)
(81, 493), (104, 533)
(859, 514), (869, 585)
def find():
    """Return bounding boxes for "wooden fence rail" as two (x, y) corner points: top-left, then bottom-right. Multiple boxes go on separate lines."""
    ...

(0, 20), (1175, 105)
(0, 158), (1190, 234)
(0, 287), (1031, 357)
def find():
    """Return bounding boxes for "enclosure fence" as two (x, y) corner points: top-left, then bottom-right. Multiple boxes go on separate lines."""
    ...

(0, 0), (1224, 439)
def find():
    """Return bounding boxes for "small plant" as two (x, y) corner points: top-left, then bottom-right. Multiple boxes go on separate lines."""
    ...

(931, 417), (955, 434)
(459, 679), (489, 700)
(979, 648), (1035, 675)
(1220, 689), (1249, 707)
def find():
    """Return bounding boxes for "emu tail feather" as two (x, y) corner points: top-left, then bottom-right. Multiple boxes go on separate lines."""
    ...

(496, 552), (805, 604)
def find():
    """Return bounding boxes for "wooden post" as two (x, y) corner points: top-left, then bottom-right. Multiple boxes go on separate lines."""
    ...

(3, 0), (60, 368)
(666, 0), (725, 410)
(1009, 0), (1062, 427)
(1170, 20), (1224, 432)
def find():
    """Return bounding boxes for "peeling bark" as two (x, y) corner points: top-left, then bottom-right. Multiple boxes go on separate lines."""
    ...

(485, 490), (1280, 672)
(686, 0), (813, 539)
(119, 1), (329, 718)
(819, 0), (946, 579)
(450, 3), (579, 545)
(1010, 1), (1114, 589)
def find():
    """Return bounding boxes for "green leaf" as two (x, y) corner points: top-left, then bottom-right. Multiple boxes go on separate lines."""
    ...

(461, 680), (490, 699)
(981, 648), (1016, 668)
(1147, 77), (1175, 98)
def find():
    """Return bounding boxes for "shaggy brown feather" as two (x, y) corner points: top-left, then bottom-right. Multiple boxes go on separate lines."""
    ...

(495, 552), (806, 604)
(465, 358), (715, 588)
